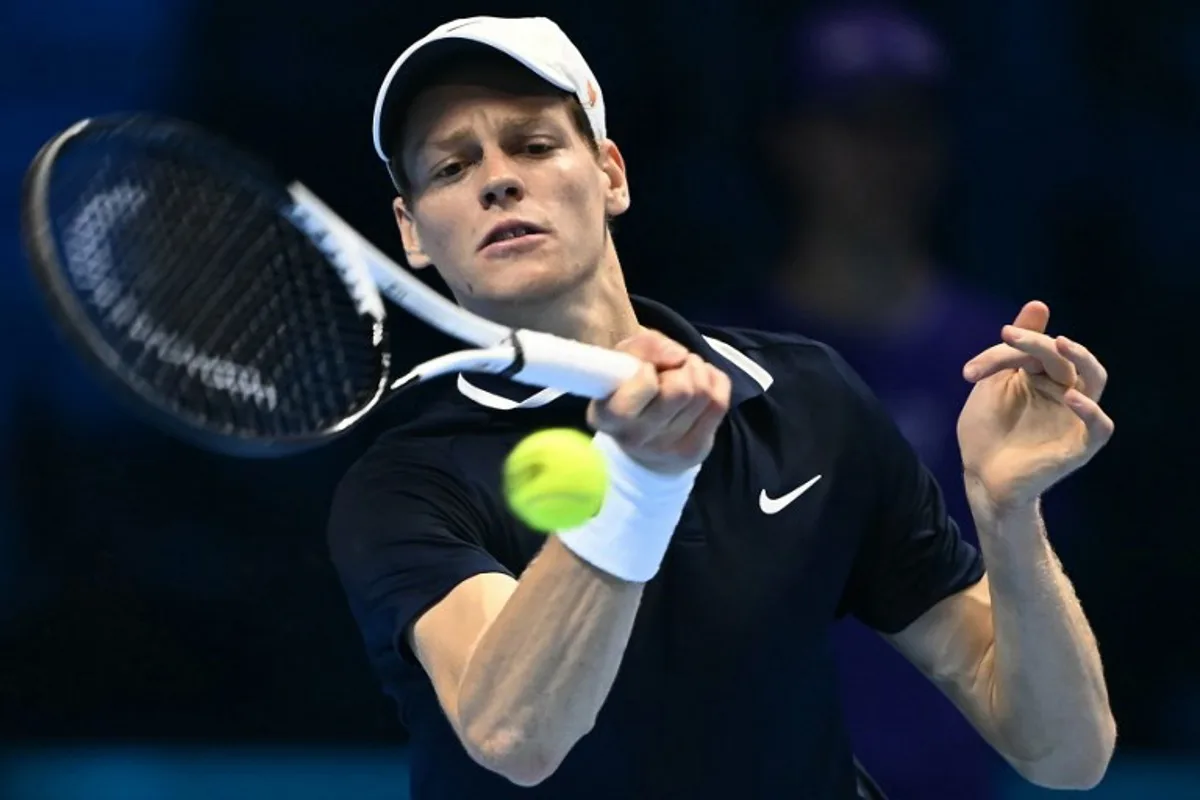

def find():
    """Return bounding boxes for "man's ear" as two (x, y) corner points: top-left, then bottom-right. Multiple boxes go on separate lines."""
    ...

(599, 139), (631, 218)
(393, 197), (431, 269)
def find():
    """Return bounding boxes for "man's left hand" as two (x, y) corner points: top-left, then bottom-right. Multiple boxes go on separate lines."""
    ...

(957, 300), (1113, 511)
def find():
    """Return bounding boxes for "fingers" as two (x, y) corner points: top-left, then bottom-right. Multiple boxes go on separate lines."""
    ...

(587, 339), (732, 473)
(1055, 336), (1108, 401)
(1027, 373), (1069, 403)
(640, 356), (730, 451)
(1001, 325), (1078, 387)
(1065, 388), (1115, 454)
(964, 343), (1045, 382)
(623, 356), (728, 445)
(640, 356), (714, 437)
(588, 330), (691, 429)
(614, 328), (688, 370)
(969, 313), (1109, 402)
(1011, 300), (1050, 334)
(588, 361), (661, 427)
(612, 354), (705, 444)
(669, 362), (733, 461)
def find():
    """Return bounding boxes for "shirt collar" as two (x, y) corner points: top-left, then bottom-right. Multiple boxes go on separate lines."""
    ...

(455, 295), (773, 411)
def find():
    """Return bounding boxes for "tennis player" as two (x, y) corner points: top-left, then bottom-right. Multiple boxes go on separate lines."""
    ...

(328, 16), (1116, 799)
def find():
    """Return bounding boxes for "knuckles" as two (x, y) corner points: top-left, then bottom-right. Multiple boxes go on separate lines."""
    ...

(586, 345), (732, 472)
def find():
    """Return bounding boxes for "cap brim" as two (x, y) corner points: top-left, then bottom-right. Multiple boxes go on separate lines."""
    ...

(373, 38), (501, 163)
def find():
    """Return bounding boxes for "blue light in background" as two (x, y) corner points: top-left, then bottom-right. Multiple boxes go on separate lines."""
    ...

(3, 747), (1200, 798)
(1, 747), (412, 800)
(997, 757), (1200, 799)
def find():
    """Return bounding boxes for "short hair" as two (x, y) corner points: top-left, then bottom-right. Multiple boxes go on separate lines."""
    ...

(385, 52), (600, 203)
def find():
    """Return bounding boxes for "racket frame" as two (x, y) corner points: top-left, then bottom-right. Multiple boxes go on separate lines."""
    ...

(22, 113), (642, 458)
(20, 116), (391, 457)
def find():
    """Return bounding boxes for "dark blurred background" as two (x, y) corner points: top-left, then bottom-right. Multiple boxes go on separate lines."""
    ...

(0, 0), (1193, 797)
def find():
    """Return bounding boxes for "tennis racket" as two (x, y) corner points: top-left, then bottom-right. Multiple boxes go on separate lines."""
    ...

(20, 114), (642, 457)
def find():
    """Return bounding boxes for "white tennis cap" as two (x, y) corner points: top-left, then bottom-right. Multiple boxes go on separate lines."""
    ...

(371, 16), (607, 163)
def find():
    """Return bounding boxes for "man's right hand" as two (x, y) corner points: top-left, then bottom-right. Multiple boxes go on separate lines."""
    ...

(586, 328), (732, 474)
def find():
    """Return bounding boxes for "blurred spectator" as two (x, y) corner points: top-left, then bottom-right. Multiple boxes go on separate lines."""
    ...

(687, 2), (1078, 796)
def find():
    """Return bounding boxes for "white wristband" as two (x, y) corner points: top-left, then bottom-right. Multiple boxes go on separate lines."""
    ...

(556, 432), (701, 583)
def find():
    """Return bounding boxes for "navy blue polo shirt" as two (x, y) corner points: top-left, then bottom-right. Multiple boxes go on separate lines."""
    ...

(327, 296), (984, 799)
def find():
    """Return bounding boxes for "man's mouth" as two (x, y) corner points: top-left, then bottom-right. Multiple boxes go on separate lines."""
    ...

(480, 221), (548, 250)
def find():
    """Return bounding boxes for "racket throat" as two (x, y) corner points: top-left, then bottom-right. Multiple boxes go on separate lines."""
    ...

(499, 330), (529, 379)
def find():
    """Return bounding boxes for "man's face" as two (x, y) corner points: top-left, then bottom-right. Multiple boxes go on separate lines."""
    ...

(395, 77), (629, 310)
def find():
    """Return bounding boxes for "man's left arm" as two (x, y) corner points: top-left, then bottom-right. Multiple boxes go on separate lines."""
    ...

(887, 300), (1117, 790)
(886, 498), (1115, 790)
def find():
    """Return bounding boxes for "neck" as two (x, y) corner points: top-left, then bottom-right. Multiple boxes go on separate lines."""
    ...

(459, 239), (642, 349)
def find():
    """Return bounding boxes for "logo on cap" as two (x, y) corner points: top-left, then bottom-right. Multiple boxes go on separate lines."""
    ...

(586, 81), (598, 108)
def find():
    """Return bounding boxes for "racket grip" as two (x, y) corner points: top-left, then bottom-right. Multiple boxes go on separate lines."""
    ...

(509, 329), (643, 399)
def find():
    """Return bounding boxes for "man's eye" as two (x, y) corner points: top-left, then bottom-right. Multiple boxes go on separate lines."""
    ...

(526, 141), (555, 155)
(433, 162), (464, 180)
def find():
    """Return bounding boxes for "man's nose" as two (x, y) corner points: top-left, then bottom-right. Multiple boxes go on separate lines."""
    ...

(479, 155), (525, 208)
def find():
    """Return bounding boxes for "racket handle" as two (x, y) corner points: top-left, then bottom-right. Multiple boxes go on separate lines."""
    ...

(509, 329), (643, 399)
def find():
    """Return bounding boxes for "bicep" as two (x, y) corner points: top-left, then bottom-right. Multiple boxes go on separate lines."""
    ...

(326, 442), (516, 719)
(884, 574), (1002, 746)
(410, 571), (519, 731)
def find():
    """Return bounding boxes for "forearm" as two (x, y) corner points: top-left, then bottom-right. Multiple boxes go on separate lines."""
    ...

(457, 537), (643, 783)
(456, 433), (697, 785)
(969, 483), (1115, 787)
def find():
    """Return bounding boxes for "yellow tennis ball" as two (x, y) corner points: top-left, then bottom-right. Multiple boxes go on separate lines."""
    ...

(503, 428), (608, 533)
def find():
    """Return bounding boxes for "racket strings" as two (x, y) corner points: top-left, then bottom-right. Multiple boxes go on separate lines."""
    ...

(46, 125), (387, 439)
(85, 148), (278, 430)
(156, 170), (292, 429)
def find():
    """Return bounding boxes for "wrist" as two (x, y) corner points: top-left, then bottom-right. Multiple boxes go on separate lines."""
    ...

(555, 432), (700, 583)
(965, 473), (1043, 543)
(595, 431), (703, 488)
(964, 473), (1039, 523)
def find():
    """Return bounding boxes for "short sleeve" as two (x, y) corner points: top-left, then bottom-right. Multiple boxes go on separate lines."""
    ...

(831, 350), (986, 634)
(326, 436), (514, 674)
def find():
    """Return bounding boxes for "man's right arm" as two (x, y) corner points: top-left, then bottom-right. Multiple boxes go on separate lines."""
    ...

(411, 537), (643, 786)
(409, 330), (731, 787)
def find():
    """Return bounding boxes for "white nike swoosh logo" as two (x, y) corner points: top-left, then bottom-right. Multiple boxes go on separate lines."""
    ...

(759, 475), (823, 515)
